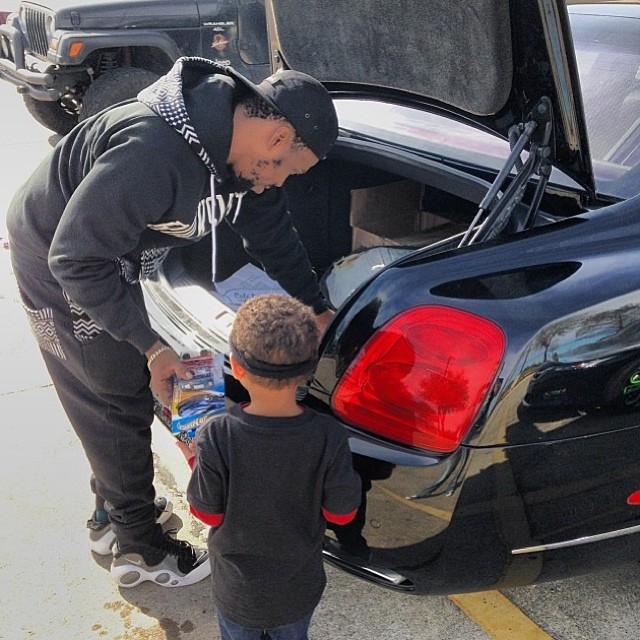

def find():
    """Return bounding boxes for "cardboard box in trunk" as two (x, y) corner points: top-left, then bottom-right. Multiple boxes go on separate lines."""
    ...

(350, 179), (454, 249)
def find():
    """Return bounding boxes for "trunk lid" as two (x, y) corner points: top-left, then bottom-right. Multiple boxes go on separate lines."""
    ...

(265, 0), (595, 194)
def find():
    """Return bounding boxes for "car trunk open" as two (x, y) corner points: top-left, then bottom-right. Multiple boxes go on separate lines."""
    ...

(145, 0), (598, 360)
(140, 1), (640, 596)
(143, 129), (584, 364)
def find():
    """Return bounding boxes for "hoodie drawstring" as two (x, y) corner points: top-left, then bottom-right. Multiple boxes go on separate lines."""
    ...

(231, 193), (244, 224)
(210, 174), (217, 282)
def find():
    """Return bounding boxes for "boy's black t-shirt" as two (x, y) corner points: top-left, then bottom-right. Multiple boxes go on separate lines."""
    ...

(187, 403), (362, 629)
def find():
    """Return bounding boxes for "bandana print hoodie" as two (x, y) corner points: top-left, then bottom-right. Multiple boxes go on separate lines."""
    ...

(6, 57), (328, 355)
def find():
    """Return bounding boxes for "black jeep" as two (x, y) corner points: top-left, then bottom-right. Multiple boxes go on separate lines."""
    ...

(0, 0), (269, 134)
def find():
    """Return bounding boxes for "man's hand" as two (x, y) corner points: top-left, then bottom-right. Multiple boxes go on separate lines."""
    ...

(145, 340), (193, 406)
(315, 309), (335, 335)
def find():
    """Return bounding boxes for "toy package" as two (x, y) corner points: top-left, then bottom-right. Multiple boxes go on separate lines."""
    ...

(171, 353), (226, 442)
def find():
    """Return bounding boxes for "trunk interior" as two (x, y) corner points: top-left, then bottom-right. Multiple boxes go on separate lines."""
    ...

(168, 138), (580, 314)
(178, 141), (492, 296)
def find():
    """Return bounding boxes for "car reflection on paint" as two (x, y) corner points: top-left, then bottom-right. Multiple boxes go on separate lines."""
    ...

(523, 355), (640, 414)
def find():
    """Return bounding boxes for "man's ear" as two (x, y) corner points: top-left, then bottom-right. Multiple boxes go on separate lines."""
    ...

(268, 124), (294, 150)
(229, 354), (247, 379)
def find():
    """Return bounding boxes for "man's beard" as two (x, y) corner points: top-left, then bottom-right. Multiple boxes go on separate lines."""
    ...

(225, 165), (255, 192)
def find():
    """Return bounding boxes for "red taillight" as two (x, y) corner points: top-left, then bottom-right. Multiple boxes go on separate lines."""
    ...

(331, 305), (505, 452)
(627, 490), (640, 505)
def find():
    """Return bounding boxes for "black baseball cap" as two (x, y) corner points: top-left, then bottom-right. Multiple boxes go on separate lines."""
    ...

(227, 67), (338, 160)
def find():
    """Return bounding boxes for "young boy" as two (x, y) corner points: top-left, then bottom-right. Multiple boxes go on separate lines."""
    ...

(177, 293), (361, 640)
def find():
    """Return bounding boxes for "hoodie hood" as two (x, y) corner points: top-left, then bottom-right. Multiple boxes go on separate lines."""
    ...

(138, 57), (240, 184)
(139, 57), (250, 283)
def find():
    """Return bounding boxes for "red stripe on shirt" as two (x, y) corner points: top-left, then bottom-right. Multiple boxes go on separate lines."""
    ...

(322, 507), (358, 525)
(190, 505), (224, 527)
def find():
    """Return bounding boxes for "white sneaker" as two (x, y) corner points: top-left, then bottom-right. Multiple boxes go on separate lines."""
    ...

(87, 497), (173, 555)
(111, 534), (210, 588)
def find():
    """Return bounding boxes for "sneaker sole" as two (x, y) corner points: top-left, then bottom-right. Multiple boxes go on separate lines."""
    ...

(90, 500), (174, 556)
(111, 556), (211, 588)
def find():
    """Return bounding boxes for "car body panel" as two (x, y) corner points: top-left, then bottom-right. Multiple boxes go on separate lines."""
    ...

(355, 425), (640, 594)
(25, 0), (201, 29)
(318, 198), (640, 447)
(304, 194), (640, 593)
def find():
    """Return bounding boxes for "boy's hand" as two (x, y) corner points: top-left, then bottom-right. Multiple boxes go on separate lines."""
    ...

(145, 341), (193, 406)
(175, 438), (197, 464)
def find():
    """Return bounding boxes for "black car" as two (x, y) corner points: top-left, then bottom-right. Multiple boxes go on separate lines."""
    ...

(142, 0), (640, 594)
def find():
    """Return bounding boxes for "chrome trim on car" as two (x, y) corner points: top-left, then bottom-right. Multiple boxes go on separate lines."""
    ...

(322, 539), (415, 591)
(141, 266), (233, 357)
(512, 523), (640, 555)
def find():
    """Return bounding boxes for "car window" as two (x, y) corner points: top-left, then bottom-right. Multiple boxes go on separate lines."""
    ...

(335, 100), (511, 174)
(568, 3), (640, 198)
(334, 101), (579, 193)
(335, 3), (640, 201)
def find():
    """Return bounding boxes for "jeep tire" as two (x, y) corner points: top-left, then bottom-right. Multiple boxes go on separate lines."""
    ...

(79, 67), (160, 122)
(23, 95), (77, 136)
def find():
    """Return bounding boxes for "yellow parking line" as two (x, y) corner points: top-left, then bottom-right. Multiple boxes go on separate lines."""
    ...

(372, 483), (554, 639)
(449, 591), (555, 639)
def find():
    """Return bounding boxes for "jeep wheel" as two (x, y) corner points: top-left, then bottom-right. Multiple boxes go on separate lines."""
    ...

(22, 95), (77, 136)
(80, 67), (160, 121)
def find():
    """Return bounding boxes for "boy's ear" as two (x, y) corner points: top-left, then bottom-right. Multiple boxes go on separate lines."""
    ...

(229, 354), (247, 379)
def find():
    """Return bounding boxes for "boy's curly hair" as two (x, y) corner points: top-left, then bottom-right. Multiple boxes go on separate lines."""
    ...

(230, 294), (319, 390)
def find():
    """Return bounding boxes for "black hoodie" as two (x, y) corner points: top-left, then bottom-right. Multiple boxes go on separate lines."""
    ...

(6, 57), (327, 354)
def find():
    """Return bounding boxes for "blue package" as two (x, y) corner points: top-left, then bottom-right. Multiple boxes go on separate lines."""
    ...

(171, 353), (226, 441)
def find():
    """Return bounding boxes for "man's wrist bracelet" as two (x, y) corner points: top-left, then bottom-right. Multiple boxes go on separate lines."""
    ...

(147, 344), (171, 366)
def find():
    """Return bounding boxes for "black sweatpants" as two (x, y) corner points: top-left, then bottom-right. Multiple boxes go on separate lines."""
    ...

(10, 245), (164, 558)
